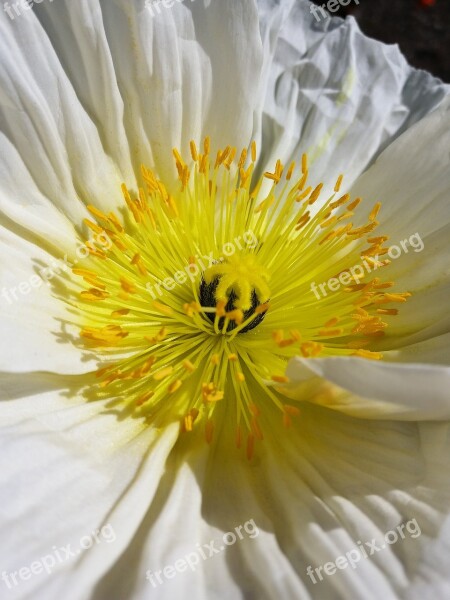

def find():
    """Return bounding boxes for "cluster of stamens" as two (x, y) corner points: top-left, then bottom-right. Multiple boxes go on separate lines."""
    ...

(70, 137), (410, 459)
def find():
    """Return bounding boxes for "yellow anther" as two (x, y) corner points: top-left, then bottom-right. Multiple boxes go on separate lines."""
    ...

(172, 147), (185, 170)
(84, 219), (104, 234)
(330, 193), (350, 209)
(222, 146), (237, 169)
(183, 360), (196, 372)
(141, 356), (156, 375)
(145, 327), (168, 344)
(87, 205), (109, 221)
(153, 366), (173, 381)
(190, 140), (198, 161)
(334, 174), (344, 192)
(286, 161), (296, 180)
(272, 375), (290, 383)
(121, 184), (141, 223)
(168, 379), (182, 394)
(324, 317), (339, 327)
(320, 215), (337, 229)
(238, 148), (248, 169)
(284, 405), (301, 416)
(111, 308), (130, 318)
(376, 308), (399, 315)
(301, 153), (308, 173)
(375, 293), (411, 303)
(347, 197), (362, 210)
(296, 186), (312, 202)
(168, 194), (180, 217)
(120, 277), (136, 294)
(297, 170), (308, 191)
(152, 301), (174, 316)
(131, 253), (147, 276)
(368, 236), (389, 244)
(73, 268), (98, 278)
(347, 222), (379, 237)
(308, 183), (324, 205)
(319, 328), (344, 337)
(272, 330), (284, 343)
(80, 289), (109, 301)
(300, 342), (323, 357)
(369, 202), (382, 222)
(135, 391), (155, 406)
(352, 349), (383, 360)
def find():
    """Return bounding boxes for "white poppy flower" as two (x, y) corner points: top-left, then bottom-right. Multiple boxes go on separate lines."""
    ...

(1, 1), (449, 599)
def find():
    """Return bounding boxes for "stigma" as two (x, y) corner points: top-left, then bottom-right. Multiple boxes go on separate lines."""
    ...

(200, 254), (270, 333)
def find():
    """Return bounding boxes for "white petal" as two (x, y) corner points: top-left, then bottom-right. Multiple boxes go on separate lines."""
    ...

(0, 228), (95, 374)
(253, 0), (449, 191)
(348, 97), (450, 349)
(351, 96), (450, 240)
(284, 356), (450, 420)
(1, 0), (264, 244)
(249, 411), (450, 599)
(368, 225), (450, 350)
(385, 332), (450, 366)
(0, 387), (179, 599)
(404, 515), (450, 599)
(81, 407), (450, 599)
(0, 134), (80, 253)
(30, 0), (260, 179)
(0, 8), (127, 226)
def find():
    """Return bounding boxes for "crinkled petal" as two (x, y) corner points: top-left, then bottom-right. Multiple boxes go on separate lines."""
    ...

(252, 0), (449, 193)
(284, 357), (450, 420)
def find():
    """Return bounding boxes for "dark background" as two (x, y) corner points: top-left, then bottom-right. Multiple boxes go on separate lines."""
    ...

(311, 0), (450, 83)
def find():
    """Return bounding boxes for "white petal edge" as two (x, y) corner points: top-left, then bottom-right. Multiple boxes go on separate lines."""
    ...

(284, 356), (450, 420)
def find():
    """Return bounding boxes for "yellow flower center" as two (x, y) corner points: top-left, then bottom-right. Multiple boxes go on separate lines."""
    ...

(70, 138), (410, 459)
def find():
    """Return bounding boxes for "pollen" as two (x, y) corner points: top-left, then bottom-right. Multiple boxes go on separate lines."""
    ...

(70, 138), (411, 459)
